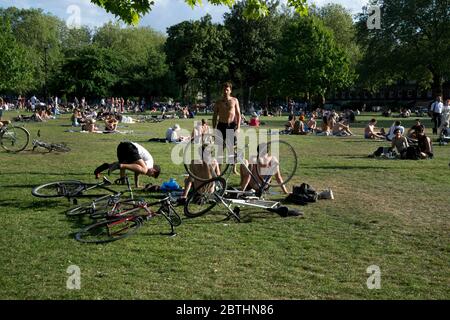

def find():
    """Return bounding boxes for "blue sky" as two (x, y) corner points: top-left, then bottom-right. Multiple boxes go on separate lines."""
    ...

(0, 0), (368, 34)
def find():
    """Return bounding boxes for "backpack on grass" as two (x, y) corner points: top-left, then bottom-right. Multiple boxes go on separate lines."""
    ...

(285, 183), (318, 205)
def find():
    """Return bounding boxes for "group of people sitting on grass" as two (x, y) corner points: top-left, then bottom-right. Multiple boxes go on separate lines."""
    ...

(283, 111), (354, 137)
(367, 118), (434, 160)
(13, 107), (56, 123)
(71, 108), (128, 133)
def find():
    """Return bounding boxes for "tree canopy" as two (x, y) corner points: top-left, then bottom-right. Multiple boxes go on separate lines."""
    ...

(90, 0), (308, 24)
(356, 0), (450, 95)
(272, 16), (353, 105)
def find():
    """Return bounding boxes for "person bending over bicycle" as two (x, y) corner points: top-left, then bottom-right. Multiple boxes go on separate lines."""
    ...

(94, 141), (161, 188)
(240, 144), (290, 195)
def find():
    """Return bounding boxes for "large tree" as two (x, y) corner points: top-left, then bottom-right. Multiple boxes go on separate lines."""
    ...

(165, 15), (231, 104)
(59, 46), (120, 99)
(356, 0), (450, 96)
(272, 16), (353, 106)
(224, 0), (285, 110)
(0, 7), (64, 97)
(316, 4), (361, 71)
(93, 23), (169, 98)
(90, 0), (308, 24)
(0, 20), (34, 94)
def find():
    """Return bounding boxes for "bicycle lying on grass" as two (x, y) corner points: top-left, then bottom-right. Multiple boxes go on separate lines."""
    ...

(32, 130), (70, 153)
(182, 136), (301, 221)
(0, 121), (30, 152)
(33, 176), (181, 242)
(66, 176), (135, 219)
(74, 196), (181, 243)
(32, 176), (121, 205)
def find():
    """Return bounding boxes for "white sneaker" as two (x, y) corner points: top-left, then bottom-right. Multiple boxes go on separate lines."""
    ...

(318, 188), (334, 200)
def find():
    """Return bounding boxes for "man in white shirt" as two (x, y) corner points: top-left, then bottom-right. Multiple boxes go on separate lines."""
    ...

(30, 95), (37, 111)
(165, 124), (188, 143)
(386, 121), (405, 141)
(94, 141), (161, 188)
(430, 96), (443, 134)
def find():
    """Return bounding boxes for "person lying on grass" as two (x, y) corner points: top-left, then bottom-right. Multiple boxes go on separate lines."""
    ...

(94, 141), (161, 188)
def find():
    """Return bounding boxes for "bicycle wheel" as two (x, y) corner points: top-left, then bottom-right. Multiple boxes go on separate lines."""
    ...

(184, 177), (227, 218)
(32, 180), (85, 198)
(75, 216), (142, 243)
(183, 133), (231, 182)
(160, 204), (182, 226)
(245, 140), (297, 187)
(0, 126), (30, 152)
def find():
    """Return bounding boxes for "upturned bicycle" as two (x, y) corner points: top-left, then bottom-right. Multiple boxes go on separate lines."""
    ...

(183, 137), (300, 221)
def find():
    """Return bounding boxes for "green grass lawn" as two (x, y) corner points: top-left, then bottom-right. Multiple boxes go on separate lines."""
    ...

(0, 111), (449, 299)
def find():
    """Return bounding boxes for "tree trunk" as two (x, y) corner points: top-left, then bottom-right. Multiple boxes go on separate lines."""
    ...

(205, 84), (211, 108)
(242, 85), (250, 113)
(181, 84), (186, 105)
(431, 72), (443, 97)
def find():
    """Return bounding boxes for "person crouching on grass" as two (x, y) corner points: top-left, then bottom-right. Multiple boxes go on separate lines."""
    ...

(94, 141), (161, 188)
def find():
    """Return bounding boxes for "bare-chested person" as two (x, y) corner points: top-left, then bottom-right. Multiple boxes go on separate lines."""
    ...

(212, 82), (241, 146)
(365, 119), (385, 139)
(213, 82), (241, 173)
(240, 143), (290, 195)
(179, 145), (221, 203)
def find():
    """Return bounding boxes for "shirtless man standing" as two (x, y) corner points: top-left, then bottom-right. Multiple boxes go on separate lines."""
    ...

(212, 82), (241, 147)
(212, 82), (241, 173)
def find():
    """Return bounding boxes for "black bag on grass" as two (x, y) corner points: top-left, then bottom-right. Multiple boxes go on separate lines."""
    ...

(286, 183), (318, 205)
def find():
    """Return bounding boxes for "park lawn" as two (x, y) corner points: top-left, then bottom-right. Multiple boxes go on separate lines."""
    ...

(0, 111), (449, 299)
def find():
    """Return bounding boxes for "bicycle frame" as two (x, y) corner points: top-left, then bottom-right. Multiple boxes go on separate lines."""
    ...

(67, 176), (133, 205)
(106, 197), (177, 235)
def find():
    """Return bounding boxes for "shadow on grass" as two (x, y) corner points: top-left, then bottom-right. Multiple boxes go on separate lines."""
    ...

(4, 172), (88, 176)
(341, 140), (385, 143)
(65, 215), (178, 243)
(0, 199), (67, 210)
(302, 165), (392, 170)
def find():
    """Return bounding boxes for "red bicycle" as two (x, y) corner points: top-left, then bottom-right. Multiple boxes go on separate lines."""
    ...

(75, 196), (181, 243)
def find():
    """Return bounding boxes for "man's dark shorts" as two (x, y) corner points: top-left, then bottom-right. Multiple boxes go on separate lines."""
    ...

(117, 142), (140, 164)
(217, 122), (236, 146)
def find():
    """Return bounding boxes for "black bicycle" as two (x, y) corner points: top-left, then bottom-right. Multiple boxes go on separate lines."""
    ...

(183, 137), (299, 221)
(66, 176), (134, 219)
(183, 134), (298, 189)
(32, 176), (119, 204)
